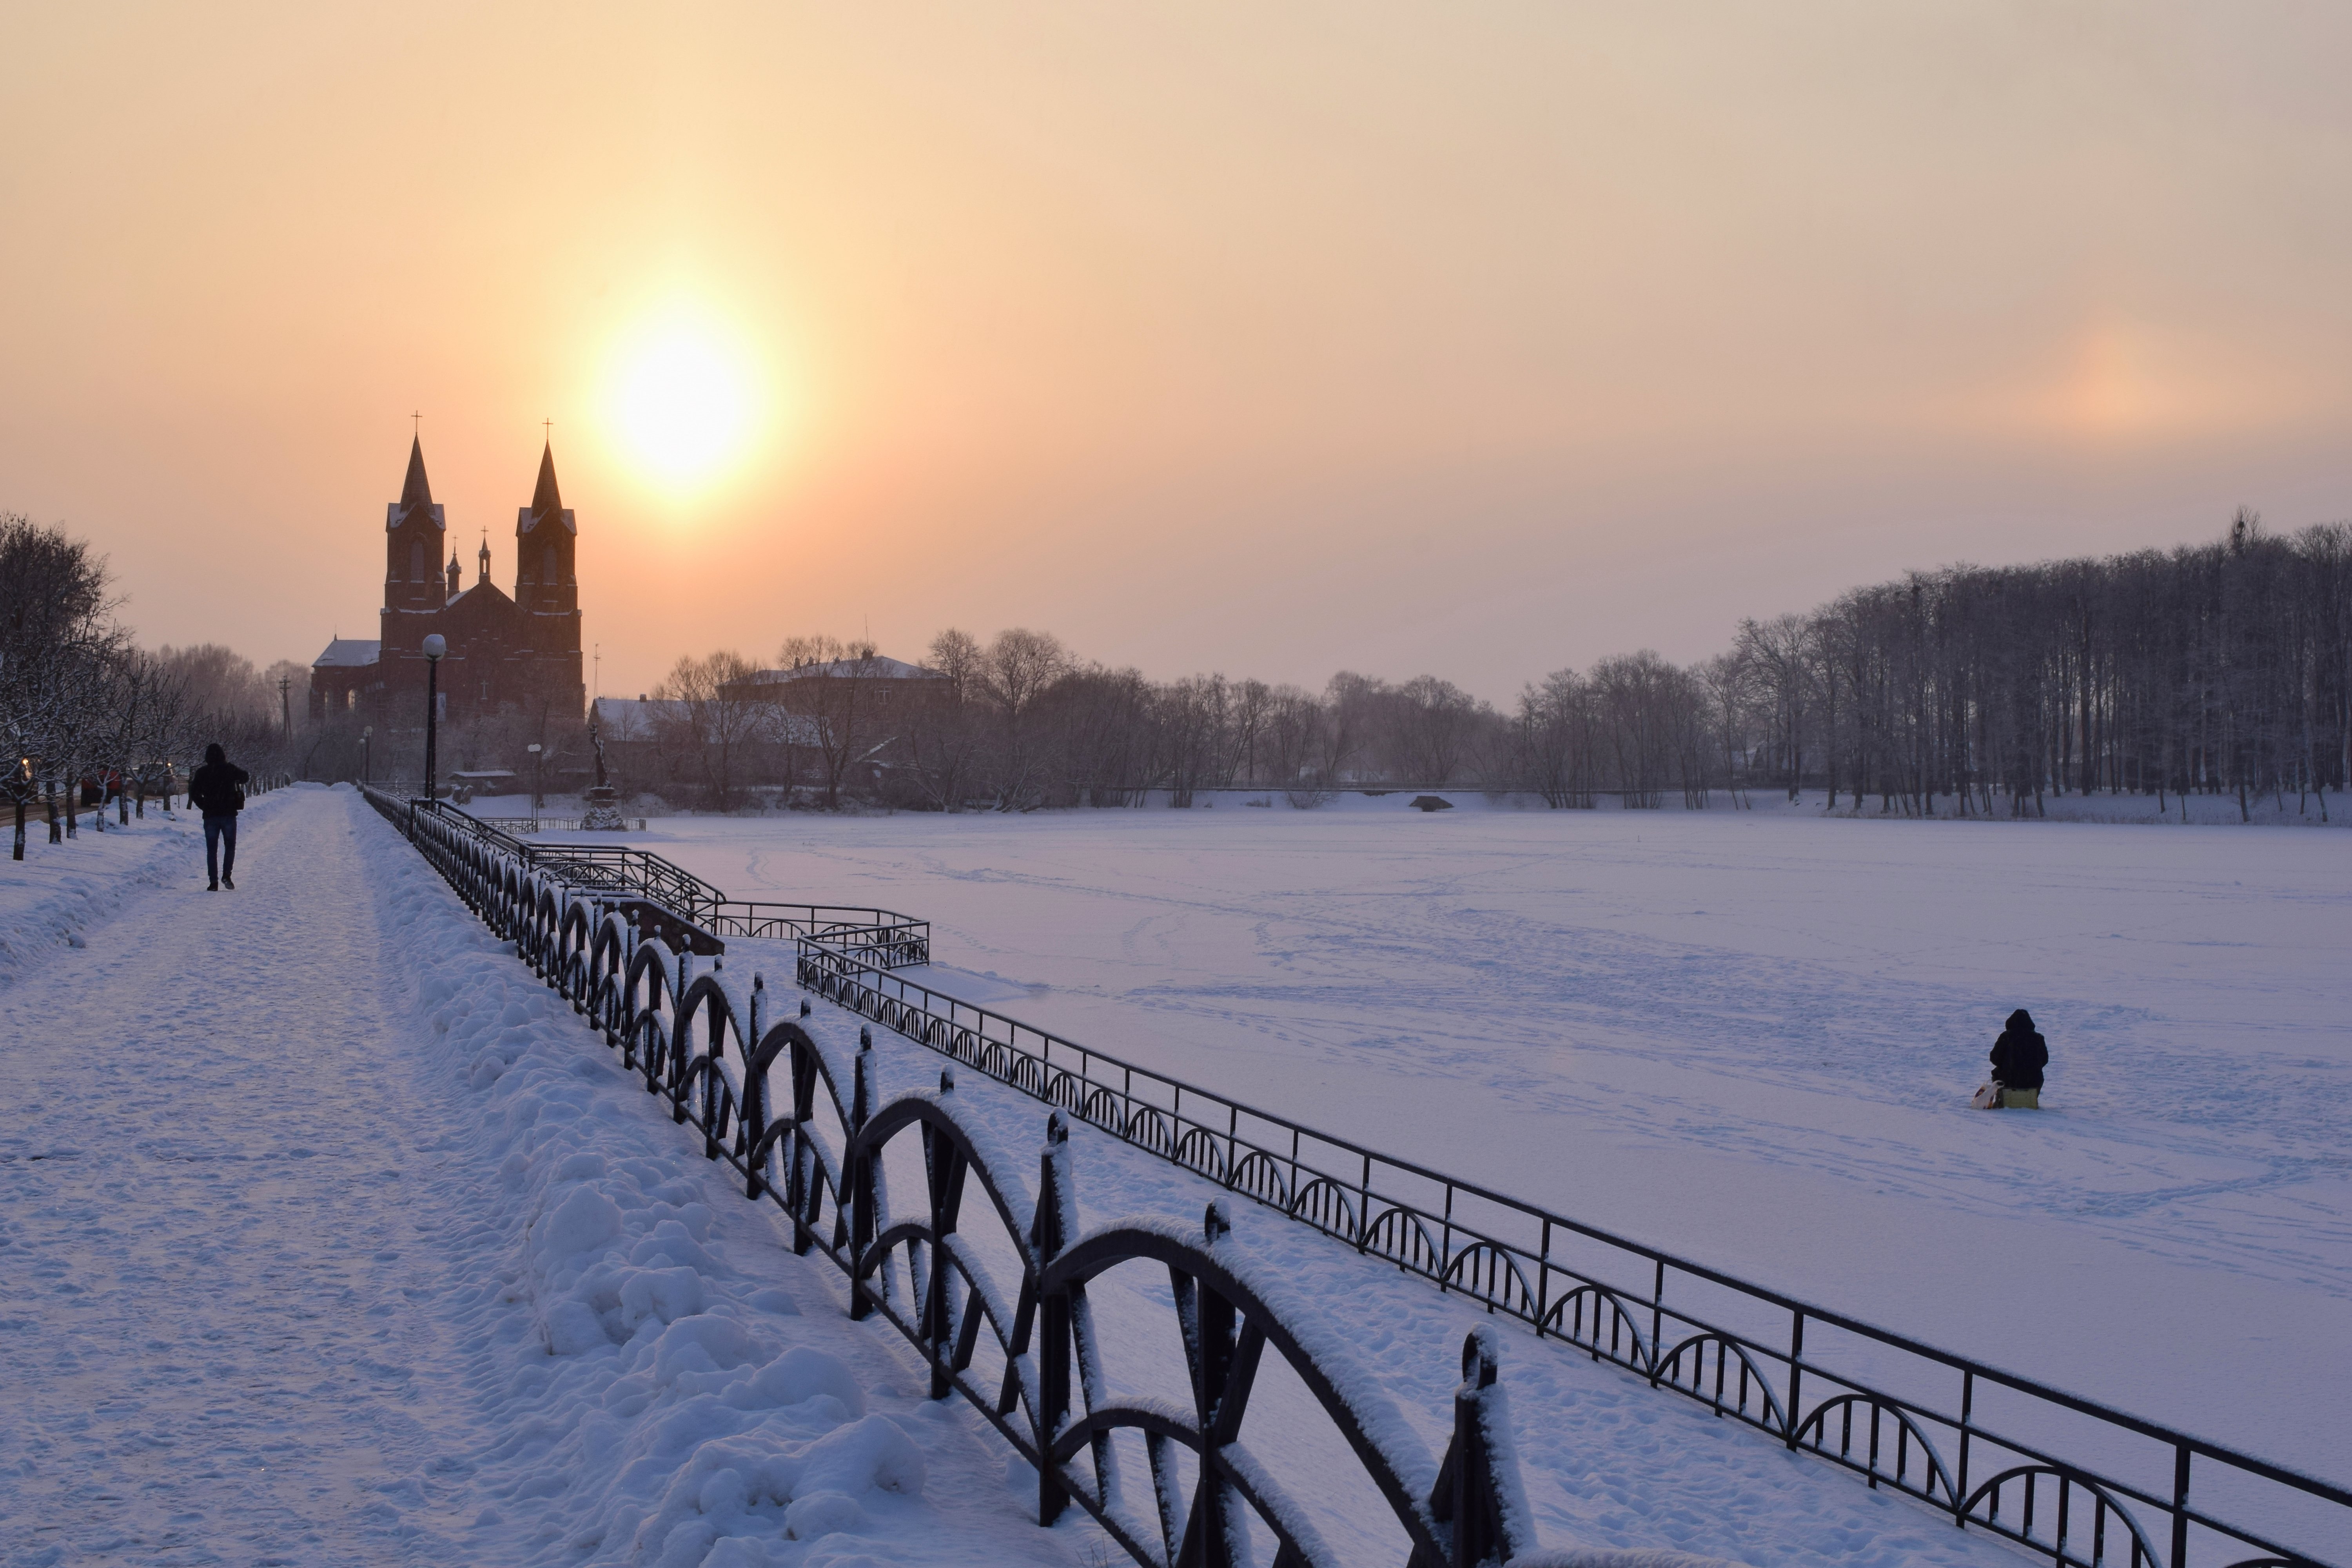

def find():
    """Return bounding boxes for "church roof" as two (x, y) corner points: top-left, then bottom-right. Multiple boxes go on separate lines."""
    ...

(518, 441), (574, 535)
(401, 435), (432, 506)
(314, 638), (381, 668)
(532, 441), (561, 516)
(734, 656), (945, 685)
(592, 695), (820, 746)
(388, 434), (446, 531)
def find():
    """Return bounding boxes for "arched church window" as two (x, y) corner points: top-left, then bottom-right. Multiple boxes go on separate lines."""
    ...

(410, 539), (426, 582)
(543, 544), (559, 586)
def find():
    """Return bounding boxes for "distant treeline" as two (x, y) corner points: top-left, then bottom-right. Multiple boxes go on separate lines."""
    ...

(624, 512), (2348, 818)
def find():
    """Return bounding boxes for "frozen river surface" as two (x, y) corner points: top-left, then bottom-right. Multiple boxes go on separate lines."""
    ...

(613, 800), (2352, 1486)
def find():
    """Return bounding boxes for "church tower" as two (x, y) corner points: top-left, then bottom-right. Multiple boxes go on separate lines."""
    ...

(514, 440), (586, 717)
(382, 435), (446, 617)
(515, 441), (577, 616)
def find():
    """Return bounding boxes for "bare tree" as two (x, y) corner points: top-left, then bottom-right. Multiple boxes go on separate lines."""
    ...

(979, 629), (1070, 809)
(775, 634), (889, 809)
(653, 650), (766, 809)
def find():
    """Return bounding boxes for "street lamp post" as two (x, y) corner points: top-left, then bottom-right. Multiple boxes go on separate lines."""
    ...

(422, 635), (446, 800)
(361, 726), (372, 788)
(527, 742), (544, 812)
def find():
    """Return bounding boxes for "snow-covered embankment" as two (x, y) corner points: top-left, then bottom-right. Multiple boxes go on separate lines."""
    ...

(350, 785), (1091, 1566)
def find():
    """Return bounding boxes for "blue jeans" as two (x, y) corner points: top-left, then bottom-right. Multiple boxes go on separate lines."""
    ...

(203, 814), (238, 884)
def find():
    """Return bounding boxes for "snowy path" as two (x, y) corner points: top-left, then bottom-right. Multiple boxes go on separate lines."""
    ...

(0, 790), (1091, 1567)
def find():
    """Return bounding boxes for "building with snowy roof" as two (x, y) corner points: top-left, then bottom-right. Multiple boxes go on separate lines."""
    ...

(310, 435), (587, 725)
(717, 655), (949, 718)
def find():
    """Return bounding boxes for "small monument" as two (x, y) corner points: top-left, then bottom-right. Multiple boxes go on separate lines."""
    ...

(582, 717), (626, 830)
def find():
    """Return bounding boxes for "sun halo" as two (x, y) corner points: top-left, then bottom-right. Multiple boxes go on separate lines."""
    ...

(608, 319), (760, 493)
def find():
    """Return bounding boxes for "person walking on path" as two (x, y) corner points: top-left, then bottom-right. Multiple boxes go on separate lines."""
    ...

(187, 742), (249, 891)
(1989, 1008), (2049, 1109)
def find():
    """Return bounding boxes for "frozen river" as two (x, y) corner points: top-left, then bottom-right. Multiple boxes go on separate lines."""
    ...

(581, 797), (2352, 1492)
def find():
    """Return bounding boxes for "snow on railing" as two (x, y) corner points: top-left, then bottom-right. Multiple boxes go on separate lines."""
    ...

(359, 782), (1547, 1568)
(361, 784), (2351, 1568)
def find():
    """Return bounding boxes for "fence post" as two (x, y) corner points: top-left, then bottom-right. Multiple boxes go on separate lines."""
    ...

(1955, 1368), (1973, 1526)
(2171, 1444), (2191, 1568)
(1533, 1219), (1552, 1339)
(1650, 1259), (1665, 1376)
(848, 1038), (877, 1321)
(1785, 1310), (1806, 1446)
(924, 1071), (965, 1401)
(1036, 1114), (1072, 1526)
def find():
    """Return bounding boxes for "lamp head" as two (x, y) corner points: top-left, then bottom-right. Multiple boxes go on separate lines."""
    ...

(527, 743), (542, 753)
(422, 634), (446, 661)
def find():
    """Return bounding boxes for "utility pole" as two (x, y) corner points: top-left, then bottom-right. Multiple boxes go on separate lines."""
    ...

(278, 675), (293, 741)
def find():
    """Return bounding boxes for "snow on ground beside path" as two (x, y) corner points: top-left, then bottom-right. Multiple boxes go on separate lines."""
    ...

(0, 790), (292, 988)
(0, 787), (1095, 1568)
(599, 806), (2352, 1496)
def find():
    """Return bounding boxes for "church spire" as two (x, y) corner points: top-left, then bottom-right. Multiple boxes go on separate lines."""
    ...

(526, 439), (563, 525)
(401, 434), (433, 510)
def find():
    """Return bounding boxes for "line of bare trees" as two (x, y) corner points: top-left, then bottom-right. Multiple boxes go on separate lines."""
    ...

(1, 514), (302, 857)
(627, 513), (2348, 819)
(1726, 512), (2350, 820)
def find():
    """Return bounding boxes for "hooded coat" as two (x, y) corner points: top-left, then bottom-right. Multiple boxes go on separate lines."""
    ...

(187, 744), (249, 818)
(1989, 1009), (2048, 1090)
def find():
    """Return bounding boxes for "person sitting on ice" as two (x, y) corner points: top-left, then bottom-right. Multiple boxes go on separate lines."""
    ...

(1988, 1008), (2048, 1109)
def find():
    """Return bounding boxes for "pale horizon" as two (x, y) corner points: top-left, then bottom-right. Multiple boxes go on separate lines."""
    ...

(7, 4), (2349, 704)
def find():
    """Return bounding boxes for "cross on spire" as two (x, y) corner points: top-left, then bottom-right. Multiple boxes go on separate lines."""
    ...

(412, 410), (421, 435)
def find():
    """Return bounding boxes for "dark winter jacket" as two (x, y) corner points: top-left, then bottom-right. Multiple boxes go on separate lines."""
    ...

(188, 746), (249, 818)
(1989, 1009), (2048, 1090)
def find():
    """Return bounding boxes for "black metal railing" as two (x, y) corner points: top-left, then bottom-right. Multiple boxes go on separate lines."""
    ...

(361, 783), (2348, 1568)
(362, 781), (1542, 1568)
(381, 796), (929, 964)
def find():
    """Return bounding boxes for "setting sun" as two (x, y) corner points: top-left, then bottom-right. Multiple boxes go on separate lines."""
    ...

(608, 318), (759, 491)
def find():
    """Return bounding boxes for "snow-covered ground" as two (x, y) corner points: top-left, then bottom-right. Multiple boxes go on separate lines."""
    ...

(589, 803), (2352, 1503)
(0, 788), (1102, 1567)
(8, 789), (2346, 1564)
(0, 793), (291, 989)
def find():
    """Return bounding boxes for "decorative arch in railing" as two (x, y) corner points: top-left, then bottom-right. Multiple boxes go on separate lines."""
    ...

(1537, 1283), (1652, 1371)
(1652, 1332), (1789, 1435)
(1041, 1201), (1531, 1568)
(1791, 1394), (1957, 1511)
(1290, 1176), (1360, 1244)
(1960, 1466), (2164, 1568)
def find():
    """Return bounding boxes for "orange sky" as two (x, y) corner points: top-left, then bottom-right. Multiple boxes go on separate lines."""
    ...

(5, 4), (2349, 703)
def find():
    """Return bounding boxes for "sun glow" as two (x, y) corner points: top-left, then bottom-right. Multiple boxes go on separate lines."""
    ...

(608, 317), (760, 491)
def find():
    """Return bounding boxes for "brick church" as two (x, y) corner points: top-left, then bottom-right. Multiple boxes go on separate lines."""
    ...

(311, 435), (587, 725)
